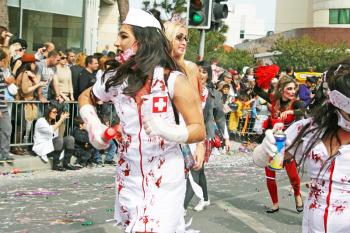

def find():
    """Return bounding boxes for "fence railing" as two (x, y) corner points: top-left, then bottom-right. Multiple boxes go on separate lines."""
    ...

(225, 109), (269, 143)
(7, 101), (115, 147)
(8, 100), (268, 147)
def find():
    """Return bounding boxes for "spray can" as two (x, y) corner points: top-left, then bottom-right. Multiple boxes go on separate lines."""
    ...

(180, 144), (195, 169)
(268, 130), (286, 170)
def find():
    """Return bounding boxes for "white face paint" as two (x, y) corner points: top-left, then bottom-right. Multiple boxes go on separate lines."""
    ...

(336, 110), (350, 132)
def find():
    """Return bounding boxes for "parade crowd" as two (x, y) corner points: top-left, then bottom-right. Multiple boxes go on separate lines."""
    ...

(1, 7), (350, 233)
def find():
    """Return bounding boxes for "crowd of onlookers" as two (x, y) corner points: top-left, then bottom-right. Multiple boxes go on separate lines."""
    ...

(0, 26), (118, 171)
(211, 61), (320, 144)
(0, 25), (320, 170)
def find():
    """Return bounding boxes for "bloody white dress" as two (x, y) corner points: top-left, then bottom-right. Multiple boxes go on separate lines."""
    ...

(93, 67), (186, 233)
(285, 118), (350, 233)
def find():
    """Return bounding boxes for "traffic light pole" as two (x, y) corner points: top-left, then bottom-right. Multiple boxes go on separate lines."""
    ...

(198, 29), (206, 61)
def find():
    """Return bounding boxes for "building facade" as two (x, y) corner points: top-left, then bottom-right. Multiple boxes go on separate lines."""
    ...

(275, 0), (350, 33)
(224, 3), (266, 47)
(7, 0), (119, 54)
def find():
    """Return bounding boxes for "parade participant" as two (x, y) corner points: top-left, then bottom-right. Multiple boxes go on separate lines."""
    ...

(253, 58), (350, 232)
(164, 19), (202, 96)
(78, 8), (205, 233)
(184, 60), (230, 212)
(254, 74), (304, 213)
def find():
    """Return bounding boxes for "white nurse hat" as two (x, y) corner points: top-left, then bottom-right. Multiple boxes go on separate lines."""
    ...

(123, 8), (161, 30)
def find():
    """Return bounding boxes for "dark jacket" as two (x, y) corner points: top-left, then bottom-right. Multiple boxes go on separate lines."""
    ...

(203, 87), (226, 139)
(72, 127), (92, 151)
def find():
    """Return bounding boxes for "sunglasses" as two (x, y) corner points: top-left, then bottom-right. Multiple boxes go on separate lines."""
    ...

(15, 48), (24, 52)
(175, 34), (189, 42)
(61, 56), (67, 59)
(51, 110), (58, 114)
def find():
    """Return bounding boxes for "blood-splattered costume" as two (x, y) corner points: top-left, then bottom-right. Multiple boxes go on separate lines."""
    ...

(286, 118), (350, 233)
(93, 67), (186, 232)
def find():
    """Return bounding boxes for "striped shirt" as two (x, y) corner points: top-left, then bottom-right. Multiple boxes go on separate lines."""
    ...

(0, 68), (7, 111)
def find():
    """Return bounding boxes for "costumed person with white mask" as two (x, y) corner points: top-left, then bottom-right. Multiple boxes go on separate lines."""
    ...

(253, 58), (350, 232)
(78, 9), (205, 233)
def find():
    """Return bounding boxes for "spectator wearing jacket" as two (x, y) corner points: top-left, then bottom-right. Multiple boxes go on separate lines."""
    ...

(75, 55), (98, 99)
(0, 48), (14, 161)
(298, 76), (317, 107)
(72, 116), (92, 167)
(71, 53), (86, 100)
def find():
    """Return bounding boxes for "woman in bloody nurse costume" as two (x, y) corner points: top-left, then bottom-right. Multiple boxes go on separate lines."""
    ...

(78, 8), (205, 233)
(253, 58), (350, 232)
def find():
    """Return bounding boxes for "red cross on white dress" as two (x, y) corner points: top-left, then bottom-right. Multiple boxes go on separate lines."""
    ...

(152, 96), (168, 113)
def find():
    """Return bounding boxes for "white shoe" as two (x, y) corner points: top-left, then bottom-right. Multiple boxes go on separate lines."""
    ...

(211, 148), (220, 156)
(194, 199), (210, 212)
(40, 154), (49, 163)
(59, 150), (64, 161)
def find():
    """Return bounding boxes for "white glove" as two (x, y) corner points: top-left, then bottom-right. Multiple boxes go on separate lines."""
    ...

(79, 105), (109, 150)
(252, 123), (284, 168)
(143, 115), (188, 143)
(141, 95), (188, 143)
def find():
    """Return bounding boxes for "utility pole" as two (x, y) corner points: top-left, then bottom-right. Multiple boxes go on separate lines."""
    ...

(198, 29), (206, 61)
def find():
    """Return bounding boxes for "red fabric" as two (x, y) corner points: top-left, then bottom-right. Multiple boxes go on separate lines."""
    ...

(255, 65), (280, 90)
(204, 139), (212, 163)
(285, 160), (301, 197)
(265, 160), (301, 204)
(211, 135), (222, 148)
(324, 160), (335, 233)
(229, 69), (238, 75)
(21, 54), (36, 63)
(265, 167), (278, 204)
(268, 96), (296, 129)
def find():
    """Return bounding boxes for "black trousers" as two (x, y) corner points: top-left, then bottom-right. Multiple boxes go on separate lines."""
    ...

(48, 136), (75, 168)
(184, 164), (208, 209)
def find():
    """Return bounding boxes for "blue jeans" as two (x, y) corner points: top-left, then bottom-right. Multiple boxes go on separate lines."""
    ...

(105, 140), (117, 162)
(92, 141), (117, 163)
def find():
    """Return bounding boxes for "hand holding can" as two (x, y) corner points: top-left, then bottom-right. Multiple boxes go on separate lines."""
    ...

(268, 130), (286, 170)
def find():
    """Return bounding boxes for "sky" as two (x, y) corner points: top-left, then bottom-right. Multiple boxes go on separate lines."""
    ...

(232, 0), (276, 31)
(129, 0), (276, 32)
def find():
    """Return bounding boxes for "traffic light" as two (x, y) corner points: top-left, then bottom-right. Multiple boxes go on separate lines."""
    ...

(211, 0), (228, 30)
(187, 0), (213, 29)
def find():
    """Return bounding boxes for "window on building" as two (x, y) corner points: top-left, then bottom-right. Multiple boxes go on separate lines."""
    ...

(8, 0), (84, 53)
(329, 9), (350, 24)
(240, 30), (245, 39)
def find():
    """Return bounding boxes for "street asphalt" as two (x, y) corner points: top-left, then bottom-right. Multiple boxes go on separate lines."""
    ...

(0, 147), (306, 233)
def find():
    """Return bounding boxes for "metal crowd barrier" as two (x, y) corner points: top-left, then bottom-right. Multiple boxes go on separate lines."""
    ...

(7, 100), (115, 147)
(225, 109), (269, 143)
(9, 100), (268, 146)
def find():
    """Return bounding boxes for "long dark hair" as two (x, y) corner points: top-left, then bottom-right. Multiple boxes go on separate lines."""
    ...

(197, 60), (213, 85)
(197, 60), (215, 90)
(288, 58), (350, 176)
(0, 26), (8, 45)
(104, 26), (182, 97)
(45, 106), (58, 125)
(0, 47), (7, 61)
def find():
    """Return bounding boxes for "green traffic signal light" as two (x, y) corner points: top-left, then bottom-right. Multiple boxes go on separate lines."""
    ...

(188, 0), (212, 29)
(191, 12), (204, 25)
